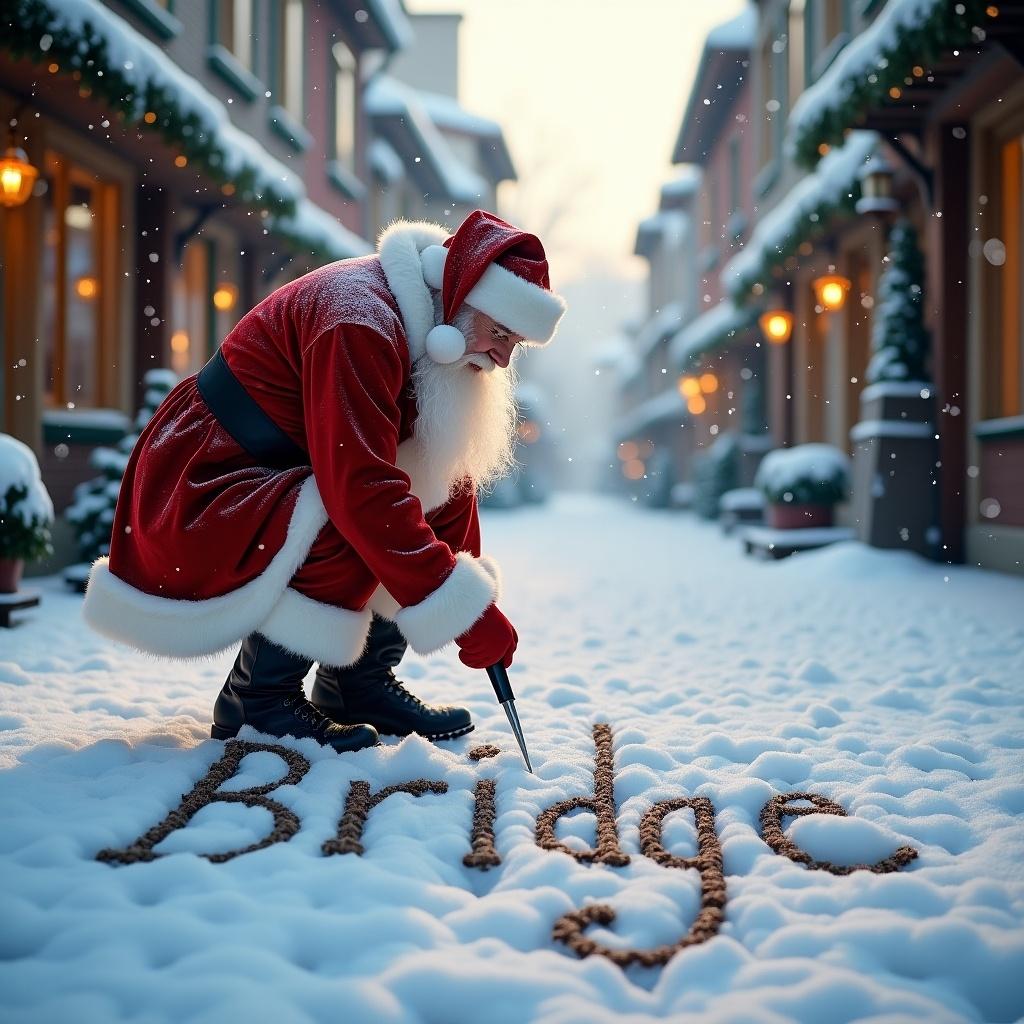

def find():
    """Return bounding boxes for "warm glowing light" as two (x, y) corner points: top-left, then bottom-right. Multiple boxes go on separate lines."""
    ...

(0, 146), (38, 208)
(678, 375), (701, 398)
(48, 62), (59, 73)
(144, 111), (158, 124)
(987, 4), (999, 15)
(912, 65), (924, 77)
(817, 143), (830, 156)
(759, 309), (793, 344)
(171, 331), (190, 354)
(212, 283), (238, 311)
(74, 276), (98, 300)
(699, 372), (719, 394)
(517, 420), (541, 444)
(617, 441), (639, 461)
(174, 154), (188, 168)
(687, 395), (707, 415)
(622, 459), (645, 480)
(813, 274), (852, 312)
(889, 86), (902, 99)
(221, 182), (236, 196)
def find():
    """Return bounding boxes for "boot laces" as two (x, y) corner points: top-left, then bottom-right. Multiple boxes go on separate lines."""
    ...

(284, 691), (332, 734)
(383, 672), (428, 710)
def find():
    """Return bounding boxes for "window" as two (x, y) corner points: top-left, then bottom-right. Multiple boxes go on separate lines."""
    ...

(39, 150), (119, 409)
(728, 136), (741, 217)
(168, 239), (210, 378)
(759, 11), (789, 171)
(332, 40), (357, 172)
(981, 130), (1024, 419)
(274, 0), (304, 121)
(217, 0), (254, 70)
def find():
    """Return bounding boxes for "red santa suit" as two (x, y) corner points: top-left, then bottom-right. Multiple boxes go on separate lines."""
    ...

(81, 217), (564, 667)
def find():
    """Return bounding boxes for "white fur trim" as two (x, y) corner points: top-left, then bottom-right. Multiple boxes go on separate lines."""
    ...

(476, 554), (503, 602)
(425, 324), (466, 364)
(81, 475), (372, 664)
(366, 552), (502, 625)
(260, 588), (372, 668)
(377, 220), (448, 361)
(418, 242), (567, 344)
(394, 551), (499, 654)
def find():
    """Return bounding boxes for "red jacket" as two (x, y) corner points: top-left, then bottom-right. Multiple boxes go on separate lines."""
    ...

(82, 222), (501, 667)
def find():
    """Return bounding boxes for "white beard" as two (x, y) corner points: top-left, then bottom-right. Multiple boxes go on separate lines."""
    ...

(407, 296), (520, 501)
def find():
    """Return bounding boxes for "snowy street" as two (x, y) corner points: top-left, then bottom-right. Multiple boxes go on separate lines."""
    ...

(2, 494), (1024, 1022)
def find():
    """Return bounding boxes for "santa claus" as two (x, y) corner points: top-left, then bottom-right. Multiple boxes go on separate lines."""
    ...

(82, 210), (566, 754)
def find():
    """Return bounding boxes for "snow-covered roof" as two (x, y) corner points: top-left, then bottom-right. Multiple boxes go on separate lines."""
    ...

(669, 299), (756, 369)
(17, 0), (371, 261)
(786, 0), (976, 167)
(672, 5), (756, 165)
(270, 199), (372, 261)
(365, 75), (488, 204)
(591, 335), (641, 378)
(417, 91), (517, 183)
(615, 386), (687, 440)
(706, 4), (757, 49)
(364, 0), (414, 52)
(721, 131), (878, 300)
(634, 211), (686, 259)
(659, 168), (702, 209)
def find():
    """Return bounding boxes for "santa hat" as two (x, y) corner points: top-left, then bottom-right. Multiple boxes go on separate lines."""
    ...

(419, 210), (567, 364)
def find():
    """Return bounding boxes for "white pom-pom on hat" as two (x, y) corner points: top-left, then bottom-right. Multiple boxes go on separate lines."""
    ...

(425, 323), (466, 364)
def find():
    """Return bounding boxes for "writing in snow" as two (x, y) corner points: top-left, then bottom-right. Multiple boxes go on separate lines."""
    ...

(95, 723), (919, 971)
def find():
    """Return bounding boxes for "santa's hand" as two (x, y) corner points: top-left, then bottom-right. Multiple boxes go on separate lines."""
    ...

(455, 604), (518, 669)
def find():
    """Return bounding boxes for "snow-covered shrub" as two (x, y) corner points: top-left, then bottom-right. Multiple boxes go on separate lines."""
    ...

(755, 443), (850, 506)
(693, 432), (740, 519)
(866, 220), (930, 384)
(0, 434), (54, 562)
(66, 368), (177, 562)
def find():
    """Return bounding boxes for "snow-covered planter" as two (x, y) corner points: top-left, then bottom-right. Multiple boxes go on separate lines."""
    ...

(0, 434), (54, 592)
(755, 444), (850, 529)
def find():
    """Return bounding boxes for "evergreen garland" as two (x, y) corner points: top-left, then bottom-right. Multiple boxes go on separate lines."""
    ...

(66, 369), (177, 563)
(791, 0), (995, 169)
(866, 219), (931, 384)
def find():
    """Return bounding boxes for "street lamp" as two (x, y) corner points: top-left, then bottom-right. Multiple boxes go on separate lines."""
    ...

(0, 134), (38, 208)
(758, 309), (793, 344)
(812, 273), (851, 312)
(855, 155), (899, 215)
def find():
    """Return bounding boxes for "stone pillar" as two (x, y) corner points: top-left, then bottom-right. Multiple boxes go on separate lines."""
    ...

(850, 382), (941, 556)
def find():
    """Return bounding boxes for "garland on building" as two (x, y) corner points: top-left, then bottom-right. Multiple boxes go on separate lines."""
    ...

(788, 0), (997, 169)
(866, 220), (931, 384)
(65, 369), (177, 569)
(4, 0), (296, 214)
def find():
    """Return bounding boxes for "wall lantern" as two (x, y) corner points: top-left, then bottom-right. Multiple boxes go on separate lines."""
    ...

(74, 276), (99, 300)
(699, 372), (718, 394)
(812, 274), (851, 312)
(677, 375), (701, 399)
(0, 136), (38, 208)
(687, 395), (707, 415)
(758, 309), (793, 344)
(212, 283), (238, 312)
(855, 154), (899, 215)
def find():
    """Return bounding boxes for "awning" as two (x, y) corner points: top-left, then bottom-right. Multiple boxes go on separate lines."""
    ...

(786, 0), (1005, 168)
(365, 75), (488, 205)
(669, 300), (756, 370)
(615, 387), (688, 440)
(720, 131), (878, 301)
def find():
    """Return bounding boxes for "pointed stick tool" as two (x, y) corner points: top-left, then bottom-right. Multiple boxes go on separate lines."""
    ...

(486, 663), (533, 773)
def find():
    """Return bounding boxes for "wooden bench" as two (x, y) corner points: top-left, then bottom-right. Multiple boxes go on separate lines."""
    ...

(0, 590), (41, 628)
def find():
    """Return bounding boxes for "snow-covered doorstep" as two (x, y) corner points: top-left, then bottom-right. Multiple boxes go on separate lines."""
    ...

(1, 495), (1023, 1022)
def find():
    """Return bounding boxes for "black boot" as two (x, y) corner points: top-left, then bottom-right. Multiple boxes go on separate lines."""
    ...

(310, 614), (474, 741)
(212, 632), (380, 754)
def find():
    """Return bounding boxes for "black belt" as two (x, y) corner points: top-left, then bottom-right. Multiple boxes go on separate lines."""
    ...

(196, 349), (309, 469)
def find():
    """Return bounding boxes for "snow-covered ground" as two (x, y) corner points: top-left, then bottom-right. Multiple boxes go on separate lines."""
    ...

(2, 494), (1023, 1023)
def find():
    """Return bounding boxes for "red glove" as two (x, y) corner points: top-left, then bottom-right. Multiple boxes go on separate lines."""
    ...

(455, 604), (518, 669)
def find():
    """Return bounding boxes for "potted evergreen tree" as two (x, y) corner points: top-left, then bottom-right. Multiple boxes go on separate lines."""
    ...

(0, 434), (54, 593)
(755, 443), (850, 529)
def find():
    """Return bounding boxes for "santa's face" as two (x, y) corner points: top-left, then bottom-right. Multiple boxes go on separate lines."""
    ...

(461, 310), (525, 372)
